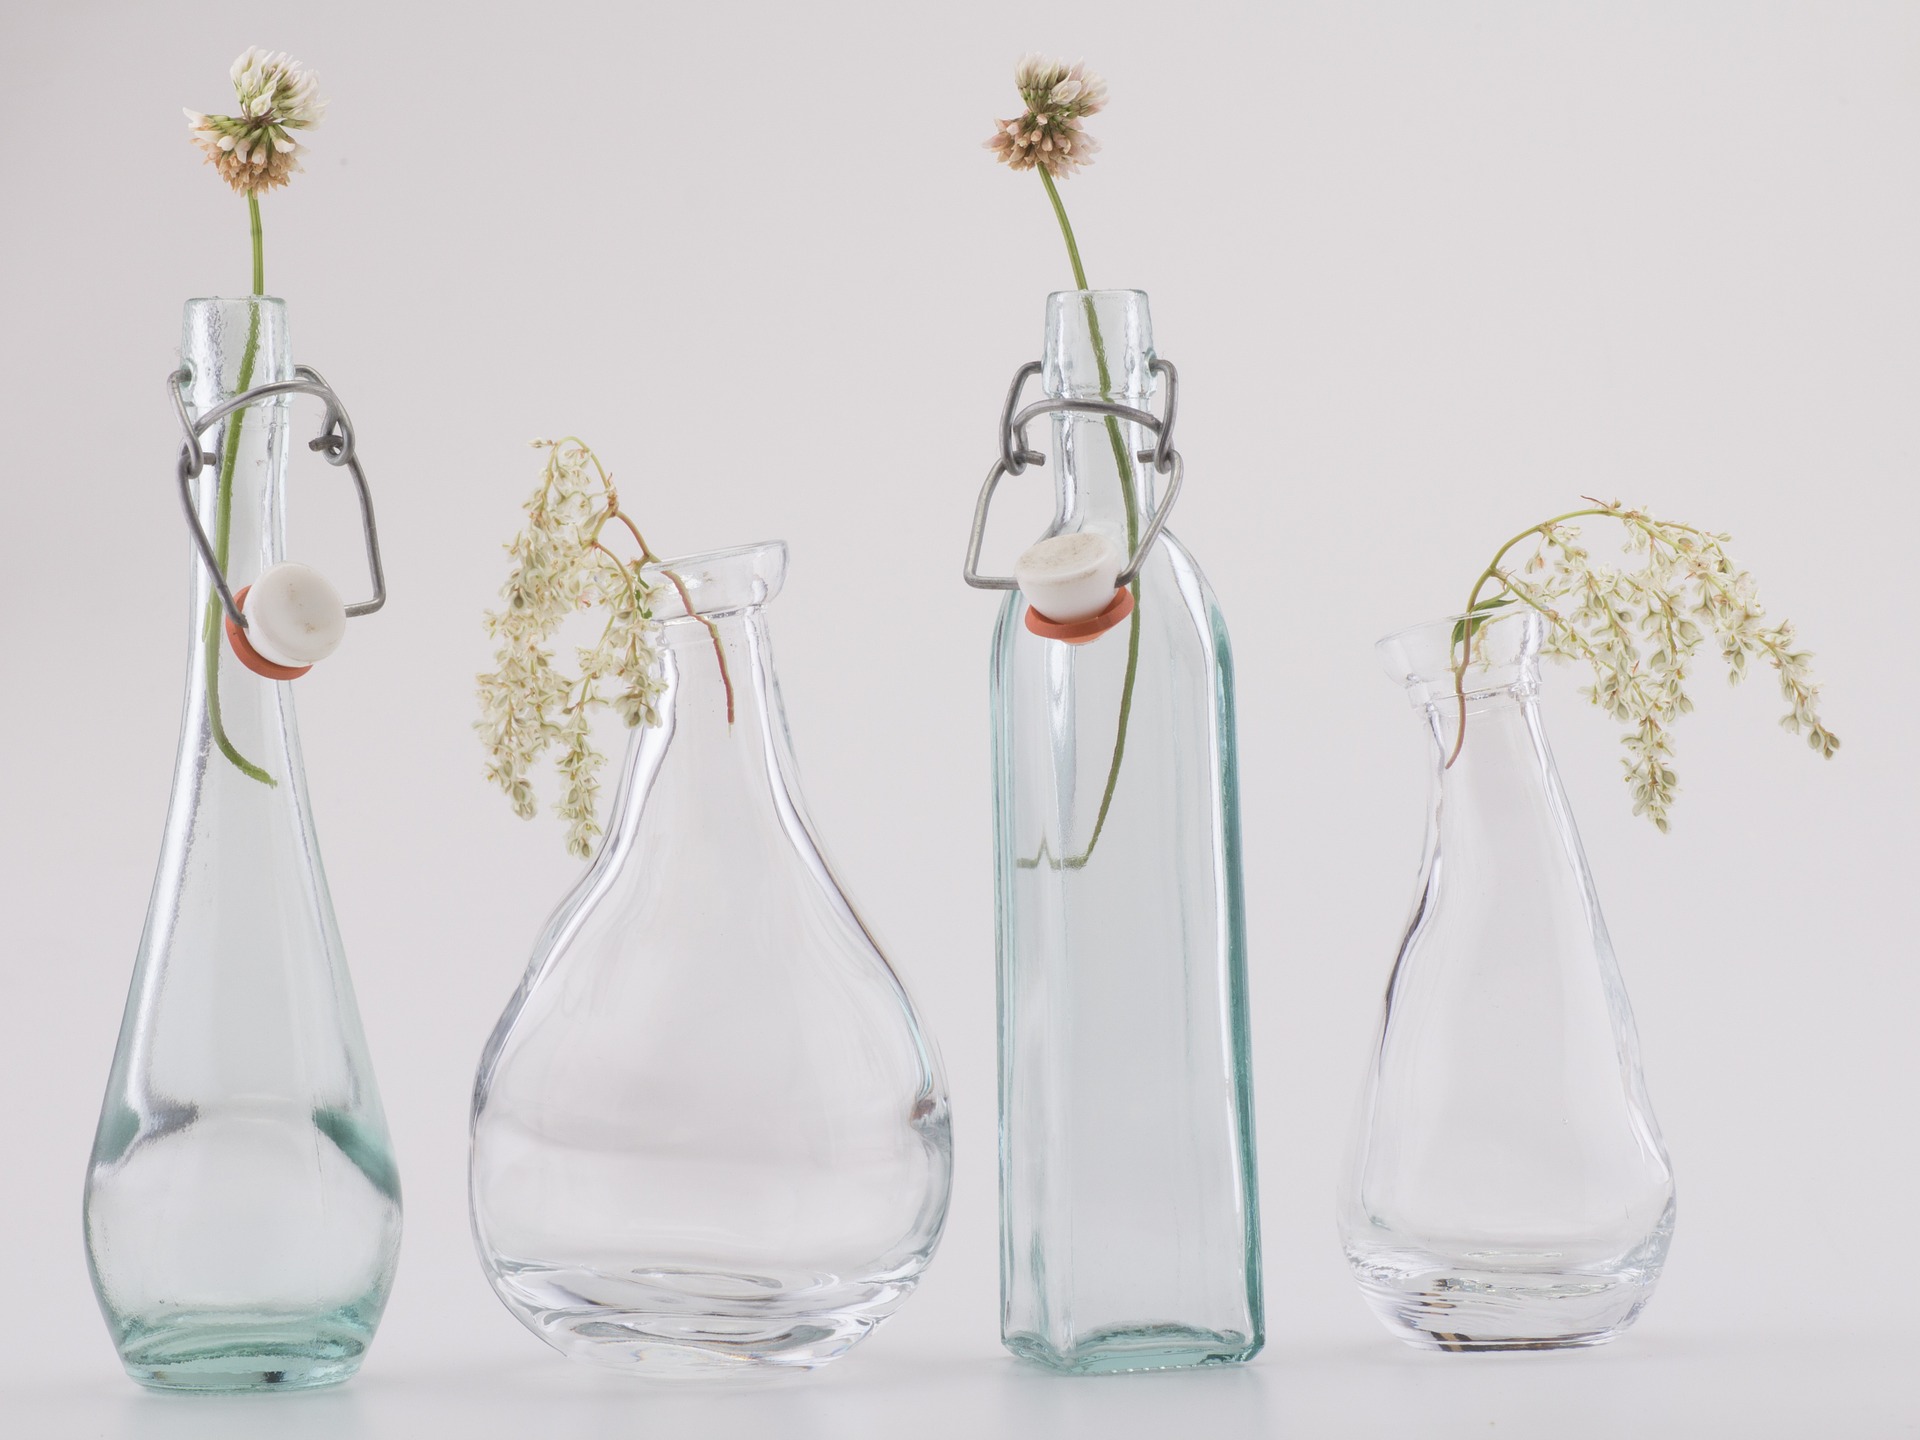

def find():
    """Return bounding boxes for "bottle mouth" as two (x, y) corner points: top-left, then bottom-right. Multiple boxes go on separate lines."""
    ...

(1043, 289), (1155, 401)
(644, 540), (787, 620)
(1377, 608), (1545, 703)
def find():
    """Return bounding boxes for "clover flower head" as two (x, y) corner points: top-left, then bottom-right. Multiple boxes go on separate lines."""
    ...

(987, 55), (1107, 178)
(185, 47), (326, 195)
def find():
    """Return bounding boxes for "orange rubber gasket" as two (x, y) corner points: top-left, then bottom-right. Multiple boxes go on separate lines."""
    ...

(225, 585), (313, 681)
(1024, 586), (1135, 645)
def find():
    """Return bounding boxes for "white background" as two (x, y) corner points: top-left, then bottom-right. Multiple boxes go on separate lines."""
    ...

(2, 2), (1916, 1434)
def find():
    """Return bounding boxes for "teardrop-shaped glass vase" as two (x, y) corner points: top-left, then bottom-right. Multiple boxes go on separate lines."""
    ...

(83, 297), (402, 1391)
(1339, 609), (1675, 1350)
(470, 541), (952, 1377)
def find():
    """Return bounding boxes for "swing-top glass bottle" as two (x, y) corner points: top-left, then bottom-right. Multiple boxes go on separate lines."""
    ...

(985, 290), (1263, 1373)
(83, 297), (401, 1391)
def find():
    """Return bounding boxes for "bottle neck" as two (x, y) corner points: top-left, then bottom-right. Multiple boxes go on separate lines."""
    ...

(1042, 289), (1156, 542)
(177, 296), (304, 791)
(182, 297), (293, 648)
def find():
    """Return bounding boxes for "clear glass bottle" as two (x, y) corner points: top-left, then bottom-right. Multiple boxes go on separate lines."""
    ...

(1341, 609), (1676, 1350)
(469, 541), (952, 1377)
(991, 290), (1262, 1374)
(84, 297), (402, 1391)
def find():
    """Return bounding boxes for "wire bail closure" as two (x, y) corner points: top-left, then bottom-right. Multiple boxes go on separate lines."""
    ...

(169, 363), (387, 635)
(962, 356), (1185, 592)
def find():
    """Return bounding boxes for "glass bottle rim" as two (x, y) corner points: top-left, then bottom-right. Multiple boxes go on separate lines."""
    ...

(1044, 286), (1149, 304)
(184, 293), (289, 309)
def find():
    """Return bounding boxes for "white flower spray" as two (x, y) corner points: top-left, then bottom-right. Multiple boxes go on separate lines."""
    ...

(478, 439), (734, 858)
(1452, 500), (1839, 829)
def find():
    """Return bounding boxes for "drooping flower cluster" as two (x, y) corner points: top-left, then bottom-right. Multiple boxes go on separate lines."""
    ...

(185, 47), (326, 194)
(1462, 503), (1838, 830)
(986, 56), (1107, 177)
(478, 440), (666, 858)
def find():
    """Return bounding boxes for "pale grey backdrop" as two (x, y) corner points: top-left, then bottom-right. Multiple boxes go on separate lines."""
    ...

(2, 2), (1915, 1435)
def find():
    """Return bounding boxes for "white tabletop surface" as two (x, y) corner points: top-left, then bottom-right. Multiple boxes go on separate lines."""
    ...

(6, 1328), (1913, 1439)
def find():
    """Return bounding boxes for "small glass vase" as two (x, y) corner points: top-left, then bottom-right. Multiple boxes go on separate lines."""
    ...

(83, 297), (402, 1392)
(469, 541), (952, 1378)
(990, 291), (1263, 1374)
(1340, 609), (1676, 1351)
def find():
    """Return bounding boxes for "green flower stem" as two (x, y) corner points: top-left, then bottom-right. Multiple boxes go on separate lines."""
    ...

(1038, 166), (1090, 291)
(248, 191), (263, 293)
(1035, 166), (1141, 867)
(1446, 505), (1612, 770)
(202, 191), (275, 787)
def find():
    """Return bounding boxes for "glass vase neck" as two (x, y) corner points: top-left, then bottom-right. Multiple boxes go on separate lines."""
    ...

(599, 542), (790, 858)
(1380, 609), (1573, 879)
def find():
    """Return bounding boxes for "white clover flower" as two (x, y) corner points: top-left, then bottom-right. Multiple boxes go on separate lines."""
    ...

(987, 56), (1107, 178)
(186, 47), (326, 194)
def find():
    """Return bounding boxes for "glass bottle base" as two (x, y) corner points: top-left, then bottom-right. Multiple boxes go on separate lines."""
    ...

(486, 1262), (918, 1377)
(1348, 1248), (1663, 1351)
(1004, 1324), (1261, 1375)
(114, 1309), (373, 1391)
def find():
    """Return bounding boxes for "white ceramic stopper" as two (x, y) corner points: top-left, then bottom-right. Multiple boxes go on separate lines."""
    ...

(1014, 532), (1124, 623)
(244, 562), (347, 668)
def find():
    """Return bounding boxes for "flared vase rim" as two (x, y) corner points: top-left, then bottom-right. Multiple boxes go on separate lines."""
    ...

(1375, 608), (1545, 689)
(1376, 606), (1546, 649)
(644, 539), (787, 621)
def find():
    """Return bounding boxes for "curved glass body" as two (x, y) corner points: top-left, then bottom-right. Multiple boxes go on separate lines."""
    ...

(84, 297), (402, 1392)
(470, 542), (952, 1377)
(991, 291), (1262, 1374)
(1340, 610), (1675, 1350)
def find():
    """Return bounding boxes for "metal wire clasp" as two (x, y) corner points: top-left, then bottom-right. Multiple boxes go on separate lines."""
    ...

(169, 364), (387, 633)
(962, 356), (1184, 591)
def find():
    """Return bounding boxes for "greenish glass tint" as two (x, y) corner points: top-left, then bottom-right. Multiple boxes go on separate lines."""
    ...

(991, 291), (1263, 1374)
(83, 298), (401, 1392)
